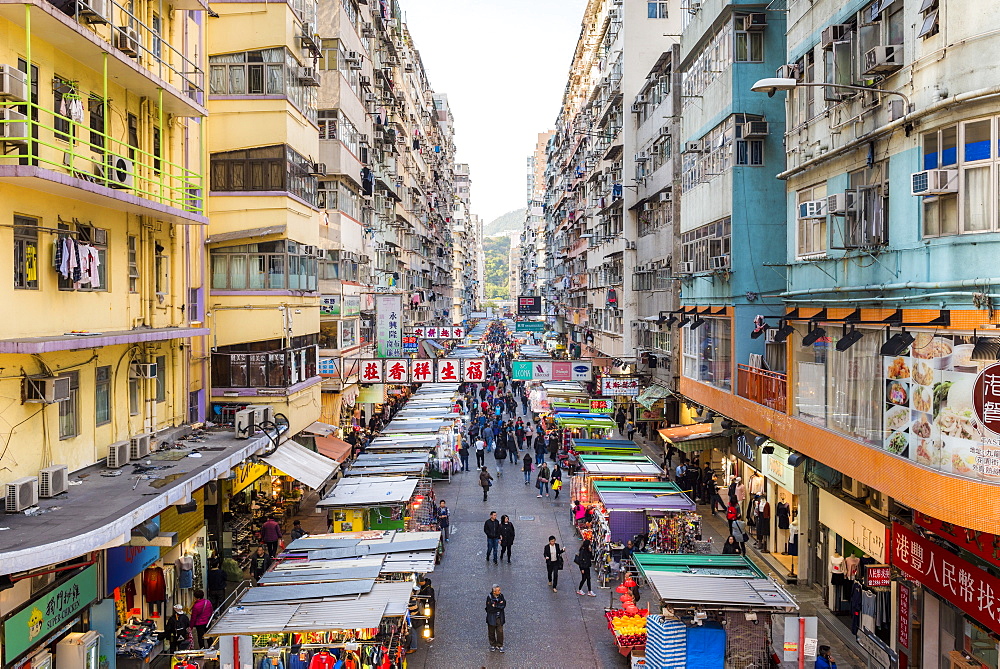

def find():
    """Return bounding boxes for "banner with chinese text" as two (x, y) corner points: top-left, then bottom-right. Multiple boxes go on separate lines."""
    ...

(411, 326), (465, 339)
(355, 358), (484, 383)
(375, 294), (402, 358)
(601, 377), (640, 396)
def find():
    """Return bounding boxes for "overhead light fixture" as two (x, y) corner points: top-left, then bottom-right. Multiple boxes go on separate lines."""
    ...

(835, 325), (864, 352)
(663, 314), (678, 327)
(801, 324), (826, 347)
(677, 312), (691, 327)
(880, 329), (914, 357)
(972, 336), (1000, 361)
(773, 321), (795, 343)
(689, 315), (706, 330)
(698, 410), (716, 424)
(787, 453), (806, 467)
(754, 435), (768, 447)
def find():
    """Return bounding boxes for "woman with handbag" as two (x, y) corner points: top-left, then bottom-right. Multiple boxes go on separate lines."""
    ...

(575, 539), (597, 597)
(536, 462), (551, 498)
(551, 465), (563, 499)
(543, 535), (566, 592)
(480, 466), (494, 502)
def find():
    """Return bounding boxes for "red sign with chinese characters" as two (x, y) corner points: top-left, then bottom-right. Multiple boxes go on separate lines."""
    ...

(974, 362), (1000, 434)
(915, 511), (1000, 569)
(898, 583), (910, 649)
(893, 522), (1000, 634)
(865, 564), (891, 587)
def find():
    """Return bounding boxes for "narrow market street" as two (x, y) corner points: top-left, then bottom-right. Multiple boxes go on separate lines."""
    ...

(406, 405), (626, 668)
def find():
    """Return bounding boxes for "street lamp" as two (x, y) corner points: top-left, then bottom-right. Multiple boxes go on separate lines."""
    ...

(749, 77), (911, 112)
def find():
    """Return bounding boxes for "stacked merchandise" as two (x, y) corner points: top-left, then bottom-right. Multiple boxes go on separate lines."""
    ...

(406, 481), (438, 532)
(646, 513), (701, 553)
(116, 620), (160, 659)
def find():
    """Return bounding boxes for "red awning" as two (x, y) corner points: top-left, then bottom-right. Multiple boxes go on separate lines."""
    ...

(315, 436), (353, 463)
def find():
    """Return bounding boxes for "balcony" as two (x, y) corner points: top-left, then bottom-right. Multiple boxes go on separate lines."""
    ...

(736, 364), (787, 412)
(0, 101), (204, 223)
(0, 0), (205, 118)
(211, 343), (319, 397)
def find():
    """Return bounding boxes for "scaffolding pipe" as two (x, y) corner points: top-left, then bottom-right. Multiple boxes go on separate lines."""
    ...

(780, 278), (1000, 299)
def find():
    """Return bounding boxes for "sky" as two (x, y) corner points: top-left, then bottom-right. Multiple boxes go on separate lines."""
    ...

(401, 0), (589, 224)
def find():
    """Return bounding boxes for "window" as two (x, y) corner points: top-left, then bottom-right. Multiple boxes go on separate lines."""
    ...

(320, 39), (339, 71)
(734, 23), (764, 62)
(797, 183), (828, 257)
(88, 97), (105, 150)
(210, 144), (318, 205)
(843, 165), (889, 247)
(647, 2), (668, 18)
(151, 14), (162, 59)
(210, 240), (318, 291)
(95, 365), (111, 425)
(918, 0), (940, 39)
(681, 218), (731, 273)
(155, 355), (166, 402)
(318, 110), (337, 140)
(153, 127), (161, 174)
(127, 113), (139, 161)
(209, 48), (318, 124)
(58, 371), (79, 439)
(681, 318), (731, 390)
(128, 235), (139, 292)
(682, 23), (733, 108)
(319, 320), (339, 349)
(58, 223), (108, 291)
(14, 215), (39, 290)
(155, 246), (167, 294)
(793, 325), (881, 445)
(129, 377), (140, 416)
(53, 80), (73, 143)
(210, 336), (318, 388)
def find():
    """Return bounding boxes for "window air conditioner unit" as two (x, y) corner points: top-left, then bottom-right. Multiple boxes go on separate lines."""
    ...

(116, 26), (140, 58)
(911, 169), (957, 196)
(742, 12), (766, 30)
(841, 475), (866, 499)
(359, 133), (370, 145)
(775, 64), (799, 80)
(679, 261), (695, 273)
(24, 376), (71, 404)
(107, 440), (131, 468)
(309, 162), (327, 176)
(5, 477), (38, 513)
(38, 464), (68, 498)
(0, 108), (28, 144)
(0, 64), (28, 102)
(764, 327), (778, 343)
(405, 63), (414, 73)
(298, 67), (321, 87)
(105, 154), (135, 189)
(130, 433), (153, 459)
(359, 75), (371, 87)
(658, 191), (671, 202)
(609, 8), (620, 21)
(742, 121), (769, 139)
(254, 405), (273, 427)
(864, 46), (902, 75)
(826, 191), (857, 215)
(798, 200), (827, 219)
(346, 50), (360, 62)
(234, 407), (258, 439)
(634, 152), (649, 163)
(625, 240), (636, 250)
(361, 22), (374, 37)
(684, 141), (703, 153)
(130, 362), (158, 378)
(79, 0), (109, 23)
(636, 94), (647, 104)
(631, 102), (644, 113)
(710, 254), (730, 270)
(821, 24), (851, 49)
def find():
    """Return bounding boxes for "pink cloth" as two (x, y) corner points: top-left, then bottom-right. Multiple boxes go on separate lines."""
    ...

(190, 598), (213, 626)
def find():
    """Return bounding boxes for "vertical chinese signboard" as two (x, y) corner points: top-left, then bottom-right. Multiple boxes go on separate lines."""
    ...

(375, 294), (402, 358)
(893, 522), (1000, 634)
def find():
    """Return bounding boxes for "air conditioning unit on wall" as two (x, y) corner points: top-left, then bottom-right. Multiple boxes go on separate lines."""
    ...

(130, 433), (152, 459)
(23, 376), (72, 404)
(39, 464), (68, 497)
(6, 477), (38, 512)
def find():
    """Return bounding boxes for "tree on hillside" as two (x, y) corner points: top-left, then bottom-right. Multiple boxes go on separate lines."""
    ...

(483, 236), (511, 300)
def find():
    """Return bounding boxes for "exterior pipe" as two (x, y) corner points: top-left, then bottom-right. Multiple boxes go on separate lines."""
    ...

(780, 278), (1000, 299)
(783, 291), (1000, 304)
(777, 86), (1000, 181)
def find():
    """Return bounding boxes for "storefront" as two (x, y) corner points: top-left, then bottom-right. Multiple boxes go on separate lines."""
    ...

(894, 515), (1000, 669)
(757, 442), (805, 577)
(817, 489), (891, 642)
(4, 564), (101, 669)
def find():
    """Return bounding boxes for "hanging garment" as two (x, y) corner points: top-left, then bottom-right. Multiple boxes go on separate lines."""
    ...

(54, 237), (65, 271)
(307, 652), (337, 669)
(288, 650), (311, 669)
(844, 555), (861, 580)
(776, 502), (791, 530)
(142, 566), (166, 602)
(176, 555), (194, 589)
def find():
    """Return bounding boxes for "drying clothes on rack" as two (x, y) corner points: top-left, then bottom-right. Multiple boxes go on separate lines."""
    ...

(55, 237), (100, 287)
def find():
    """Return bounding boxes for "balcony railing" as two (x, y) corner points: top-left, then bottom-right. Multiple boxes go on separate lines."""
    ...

(0, 100), (202, 214)
(736, 364), (787, 413)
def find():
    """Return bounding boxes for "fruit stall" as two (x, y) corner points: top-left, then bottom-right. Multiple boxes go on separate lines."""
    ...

(633, 554), (798, 669)
(607, 573), (649, 662)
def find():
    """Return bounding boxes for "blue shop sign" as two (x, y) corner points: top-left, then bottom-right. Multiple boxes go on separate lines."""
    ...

(106, 544), (160, 595)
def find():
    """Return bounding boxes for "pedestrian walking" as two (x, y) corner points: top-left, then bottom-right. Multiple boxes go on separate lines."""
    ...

(507, 432), (518, 463)
(615, 407), (627, 435)
(493, 439), (506, 475)
(249, 546), (271, 581)
(731, 518), (749, 555)
(437, 500), (451, 542)
(207, 560), (226, 608)
(722, 536), (740, 554)
(189, 589), (213, 648)
(499, 515), (516, 563)
(574, 540), (597, 597)
(165, 604), (192, 652)
(536, 462), (550, 498)
(625, 418), (636, 441)
(458, 441), (470, 471)
(260, 516), (282, 556)
(480, 466), (494, 502)
(475, 437), (486, 468)
(522, 452), (533, 484)
(534, 434), (546, 465)
(551, 464), (563, 499)
(290, 519), (307, 542)
(816, 646), (837, 669)
(485, 585), (506, 653)
(484, 511), (501, 564)
(543, 536), (566, 592)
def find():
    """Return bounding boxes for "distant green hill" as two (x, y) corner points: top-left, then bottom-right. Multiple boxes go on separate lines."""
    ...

(483, 236), (511, 300)
(483, 208), (526, 238)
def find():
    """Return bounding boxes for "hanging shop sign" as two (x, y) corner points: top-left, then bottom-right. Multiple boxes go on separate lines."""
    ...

(355, 358), (485, 383)
(898, 583), (911, 649)
(893, 522), (1000, 635)
(517, 296), (542, 315)
(375, 294), (402, 358)
(818, 489), (888, 562)
(864, 564), (891, 587)
(601, 377), (640, 397)
(761, 442), (798, 492)
(735, 433), (756, 464)
(590, 399), (615, 413)
(343, 295), (361, 317)
(318, 357), (339, 377)
(402, 336), (419, 353)
(3, 565), (99, 664)
(511, 361), (593, 381)
(515, 321), (545, 332)
(320, 295), (342, 316)
(914, 511), (1000, 568)
(231, 461), (271, 496)
(410, 326), (465, 339)
(106, 545), (160, 595)
(974, 362), (1000, 434)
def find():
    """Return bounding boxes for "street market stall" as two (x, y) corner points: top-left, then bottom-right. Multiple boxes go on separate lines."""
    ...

(553, 412), (618, 440)
(346, 452), (431, 478)
(570, 454), (663, 507)
(592, 480), (702, 554)
(317, 476), (438, 534)
(572, 437), (642, 457)
(632, 554), (798, 669)
(379, 418), (459, 480)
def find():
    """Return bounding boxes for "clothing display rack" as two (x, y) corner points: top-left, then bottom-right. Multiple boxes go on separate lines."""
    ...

(645, 513), (701, 554)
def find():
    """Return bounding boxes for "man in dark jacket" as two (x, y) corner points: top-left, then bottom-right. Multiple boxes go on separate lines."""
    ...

(543, 536), (566, 592)
(484, 511), (501, 564)
(486, 584), (506, 653)
(249, 546), (272, 581)
(493, 439), (507, 475)
(507, 432), (518, 463)
(534, 434), (547, 465)
(207, 560), (227, 608)
(260, 516), (282, 556)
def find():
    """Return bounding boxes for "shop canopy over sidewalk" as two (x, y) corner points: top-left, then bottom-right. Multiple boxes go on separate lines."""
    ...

(658, 424), (729, 453)
(261, 440), (339, 491)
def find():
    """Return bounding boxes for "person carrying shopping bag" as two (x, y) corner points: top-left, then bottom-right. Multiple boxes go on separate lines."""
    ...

(536, 462), (550, 498)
